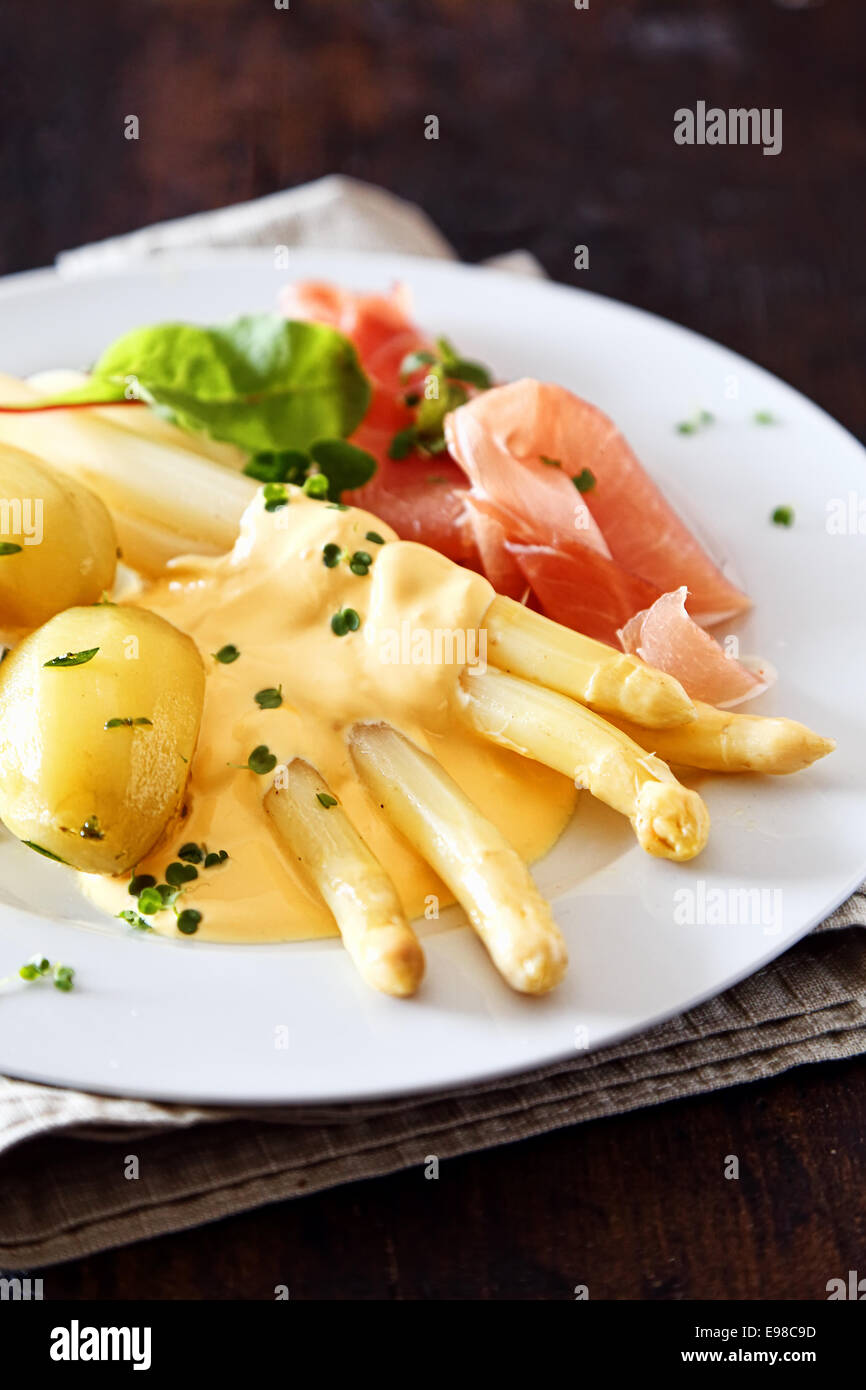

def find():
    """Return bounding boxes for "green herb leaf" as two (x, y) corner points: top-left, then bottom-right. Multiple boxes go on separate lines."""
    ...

(0, 541), (22, 556)
(204, 850), (229, 868)
(754, 410), (777, 426)
(177, 909), (202, 935)
(540, 455), (562, 468)
(156, 883), (180, 908)
(572, 468), (596, 493)
(165, 861), (199, 887)
(330, 607), (361, 637)
(19, 955), (51, 981)
(129, 873), (157, 897)
(53, 964), (75, 992)
(349, 549), (372, 576)
(118, 908), (152, 931)
(310, 439), (377, 499)
(213, 644), (240, 664)
(90, 317), (372, 453)
(22, 841), (68, 864)
(365, 531), (386, 545)
(316, 792), (338, 809)
(178, 842), (204, 864)
(322, 542), (343, 568)
(43, 648), (99, 668)
(237, 745), (278, 776)
(302, 473), (330, 499)
(263, 482), (289, 512)
(137, 886), (164, 915)
(105, 716), (152, 729)
(254, 686), (283, 709)
(388, 426), (417, 460)
(771, 505), (794, 527)
(243, 448), (310, 484)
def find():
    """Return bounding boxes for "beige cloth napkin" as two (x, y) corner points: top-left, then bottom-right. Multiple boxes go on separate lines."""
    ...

(2, 177), (864, 1269)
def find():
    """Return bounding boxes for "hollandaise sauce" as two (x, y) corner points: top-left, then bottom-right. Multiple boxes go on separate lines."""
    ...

(83, 491), (576, 942)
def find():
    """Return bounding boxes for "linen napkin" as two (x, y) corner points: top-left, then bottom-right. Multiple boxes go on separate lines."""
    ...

(1, 176), (863, 1270)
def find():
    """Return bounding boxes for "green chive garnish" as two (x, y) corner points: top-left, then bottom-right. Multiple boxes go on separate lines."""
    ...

(43, 648), (99, 668)
(22, 841), (67, 863)
(365, 531), (385, 545)
(118, 908), (152, 931)
(213, 645), (240, 664)
(176, 909), (202, 936)
(263, 482), (289, 512)
(129, 873), (157, 897)
(755, 410), (777, 425)
(137, 886), (164, 915)
(165, 861), (198, 887)
(572, 468), (596, 493)
(303, 474), (329, 499)
(0, 542), (22, 556)
(331, 607), (361, 636)
(771, 506), (794, 527)
(316, 792), (338, 809)
(254, 686), (283, 710)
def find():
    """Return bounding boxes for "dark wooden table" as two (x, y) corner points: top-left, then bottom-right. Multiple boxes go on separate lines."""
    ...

(1, 0), (864, 1299)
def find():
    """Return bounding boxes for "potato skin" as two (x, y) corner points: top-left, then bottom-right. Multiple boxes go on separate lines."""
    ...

(0, 605), (204, 873)
(0, 443), (117, 632)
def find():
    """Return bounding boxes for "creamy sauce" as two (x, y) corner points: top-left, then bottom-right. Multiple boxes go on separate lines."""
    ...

(83, 491), (576, 942)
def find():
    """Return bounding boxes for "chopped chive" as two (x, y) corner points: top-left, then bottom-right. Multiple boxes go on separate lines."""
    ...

(331, 607), (361, 636)
(118, 908), (152, 931)
(213, 644), (240, 664)
(233, 744), (277, 775)
(22, 841), (68, 864)
(43, 647), (99, 668)
(540, 455), (562, 468)
(165, 861), (198, 887)
(137, 886), (164, 915)
(129, 873), (157, 897)
(316, 792), (338, 809)
(19, 955), (50, 981)
(572, 468), (596, 493)
(771, 505), (794, 527)
(263, 482), (289, 512)
(388, 426), (416, 460)
(254, 685), (283, 709)
(302, 474), (329, 499)
(177, 909), (202, 936)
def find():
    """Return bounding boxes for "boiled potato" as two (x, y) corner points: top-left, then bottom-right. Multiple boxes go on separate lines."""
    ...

(0, 605), (204, 873)
(0, 442), (117, 632)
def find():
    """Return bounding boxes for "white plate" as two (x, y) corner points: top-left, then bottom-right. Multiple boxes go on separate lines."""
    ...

(0, 250), (864, 1105)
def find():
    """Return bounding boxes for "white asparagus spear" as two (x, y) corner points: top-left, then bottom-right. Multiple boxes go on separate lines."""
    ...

(0, 372), (255, 573)
(349, 721), (568, 995)
(459, 668), (710, 862)
(264, 759), (424, 997)
(485, 595), (696, 729)
(27, 370), (249, 471)
(607, 703), (836, 775)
